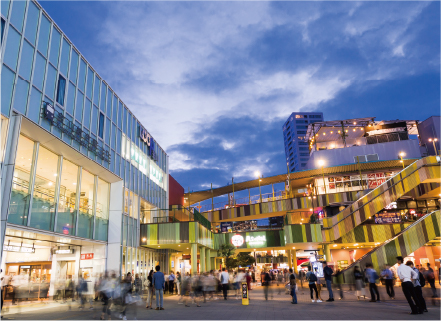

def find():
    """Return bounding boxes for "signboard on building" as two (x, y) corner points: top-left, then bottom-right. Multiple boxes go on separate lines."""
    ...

(375, 212), (401, 224)
(231, 234), (244, 247)
(54, 249), (75, 254)
(3, 245), (35, 253)
(81, 253), (94, 260)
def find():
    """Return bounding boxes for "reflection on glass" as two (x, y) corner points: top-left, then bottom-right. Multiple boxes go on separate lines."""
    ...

(8, 135), (34, 225)
(56, 159), (78, 236)
(30, 146), (58, 231)
(95, 178), (109, 241)
(122, 215), (127, 246)
(37, 14), (51, 57)
(77, 169), (94, 239)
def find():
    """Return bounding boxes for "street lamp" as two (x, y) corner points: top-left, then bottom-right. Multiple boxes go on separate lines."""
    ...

(255, 171), (262, 203)
(399, 152), (405, 169)
(317, 159), (326, 194)
(428, 138), (439, 156)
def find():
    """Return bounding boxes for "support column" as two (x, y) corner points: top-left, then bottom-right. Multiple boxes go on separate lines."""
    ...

(324, 244), (331, 263)
(287, 249), (292, 270)
(200, 246), (206, 273)
(293, 250), (298, 274)
(205, 248), (211, 272)
(191, 243), (197, 275)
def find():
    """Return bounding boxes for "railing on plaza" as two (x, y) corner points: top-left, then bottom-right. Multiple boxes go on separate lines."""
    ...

(141, 206), (211, 230)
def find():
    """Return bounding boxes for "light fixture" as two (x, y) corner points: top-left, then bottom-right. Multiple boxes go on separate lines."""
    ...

(254, 171), (260, 178)
(178, 245), (180, 247)
(292, 247), (295, 249)
(353, 128), (356, 132)
(158, 246), (160, 248)
(53, 173), (57, 176)
(354, 243), (359, 246)
(323, 133), (326, 135)
(399, 152), (405, 157)
(338, 130), (341, 133)
(73, 183), (77, 185)
(318, 159), (325, 167)
(330, 131), (333, 134)
(48, 182), (53, 186)
(309, 208), (313, 211)
(333, 244), (337, 247)
(353, 122), (356, 125)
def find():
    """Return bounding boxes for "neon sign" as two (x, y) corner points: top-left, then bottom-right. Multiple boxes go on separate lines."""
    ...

(245, 235), (266, 246)
(231, 234), (244, 247)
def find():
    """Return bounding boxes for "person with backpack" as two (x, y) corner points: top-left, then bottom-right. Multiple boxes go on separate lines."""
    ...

(306, 266), (320, 302)
(288, 268), (297, 304)
(380, 265), (395, 299)
(407, 261), (427, 313)
(365, 263), (380, 302)
(426, 263), (438, 298)
(322, 262), (334, 302)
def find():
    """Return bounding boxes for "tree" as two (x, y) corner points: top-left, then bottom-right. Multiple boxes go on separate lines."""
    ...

(217, 243), (236, 269)
(236, 252), (255, 267)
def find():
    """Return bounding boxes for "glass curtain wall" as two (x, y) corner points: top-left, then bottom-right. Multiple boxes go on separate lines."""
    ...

(95, 178), (109, 241)
(8, 135), (34, 225)
(29, 146), (58, 231)
(77, 169), (94, 238)
(56, 159), (78, 235)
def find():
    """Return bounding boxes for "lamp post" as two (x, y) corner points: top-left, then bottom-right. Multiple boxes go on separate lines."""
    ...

(428, 138), (438, 156)
(317, 160), (326, 195)
(255, 171), (262, 203)
(399, 152), (405, 169)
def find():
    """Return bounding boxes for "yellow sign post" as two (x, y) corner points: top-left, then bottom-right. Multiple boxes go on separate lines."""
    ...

(241, 281), (249, 305)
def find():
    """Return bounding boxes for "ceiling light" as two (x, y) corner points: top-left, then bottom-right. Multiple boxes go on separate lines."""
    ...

(73, 183), (77, 185)
(333, 244), (337, 247)
(142, 238), (146, 241)
(48, 182), (53, 186)
(54, 173), (57, 176)
(178, 245), (180, 247)
(354, 243), (358, 246)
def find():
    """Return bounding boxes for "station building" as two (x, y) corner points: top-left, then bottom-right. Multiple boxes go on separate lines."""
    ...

(1, 0), (169, 299)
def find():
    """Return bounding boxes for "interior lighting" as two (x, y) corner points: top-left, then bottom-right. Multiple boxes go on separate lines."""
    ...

(142, 238), (146, 241)
(353, 128), (356, 132)
(330, 131), (333, 134)
(333, 244), (337, 247)
(353, 122), (356, 125)
(53, 173), (57, 176)
(323, 133), (326, 135)
(48, 182), (53, 186)
(354, 243), (359, 246)
(338, 130), (341, 133)
(254, 171), (260, 178)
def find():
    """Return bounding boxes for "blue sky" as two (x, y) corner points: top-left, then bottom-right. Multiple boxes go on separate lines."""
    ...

(40, 1), (440, 195)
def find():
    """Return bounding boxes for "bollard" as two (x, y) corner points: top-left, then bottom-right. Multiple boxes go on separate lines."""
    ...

(241, 281), (249, 305)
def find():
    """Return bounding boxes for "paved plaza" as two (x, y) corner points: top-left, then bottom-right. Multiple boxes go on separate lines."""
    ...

(1, 283), (440, 320)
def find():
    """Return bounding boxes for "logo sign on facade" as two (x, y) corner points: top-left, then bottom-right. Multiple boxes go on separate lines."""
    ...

(55, 249), (75, 254)
(41, 102), (111, 163)
(231, 234), (244, 247)
(3, 245), (35, 253)
(245, 235), (266, 246)
(81, 253), (94, 260)
(150, 164), (163, 186)
(139, 126), (158, 162)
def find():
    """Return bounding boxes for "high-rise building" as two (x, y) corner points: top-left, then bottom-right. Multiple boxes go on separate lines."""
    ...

(283, 112), (324, 172)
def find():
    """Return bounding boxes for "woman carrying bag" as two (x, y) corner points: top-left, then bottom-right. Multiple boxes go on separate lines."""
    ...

(145, 270), (154, 309)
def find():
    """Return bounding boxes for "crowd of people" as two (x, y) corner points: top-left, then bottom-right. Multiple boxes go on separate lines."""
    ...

(1, 259), (439, 318)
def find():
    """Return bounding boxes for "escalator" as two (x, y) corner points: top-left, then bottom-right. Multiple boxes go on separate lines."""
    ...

(335, 210), (440, 283)
(322, 156), (440, 242)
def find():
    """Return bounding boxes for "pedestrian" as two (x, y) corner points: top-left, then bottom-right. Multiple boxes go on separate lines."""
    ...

(299, 269), (305, 288)
(365, 263), (380, 302)
(99, 272), (112, 320)
(380, 265), (395, 299)
(176, 272), (181, 296)
(152, 265), (165, 310)
(288, 268), (297, 304)
(134, 273), (142, 296)
(220, 268), (229, 300)
(314, 268), (324, 301)
(353, 266), (366, 300)
(263, 269), (272, 301)
(406, 261), (428, 313)
(169, 271), (176, 295)
(425, 263), (438, 297)
(145, 270), (154, 309)
(334, 268), (344, 300)
(396, 256), (422, 314)
(245, 271), (252, 294)
(322, 262), (334, 302)
(306, 266), (320, 302)
(120, 272), (133, 321)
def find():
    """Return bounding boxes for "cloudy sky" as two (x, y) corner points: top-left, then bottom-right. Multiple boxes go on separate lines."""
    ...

(41, 1), (440, 193)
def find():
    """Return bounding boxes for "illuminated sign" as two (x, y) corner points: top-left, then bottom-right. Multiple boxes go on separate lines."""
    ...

(81, 253), (94, 260)
(131, 146), (148, 175)
(150, 164), (163, 186)
(3, 245), (35, 253)
(245, 235), (266, 246)
(55, 249), (75, 254)
(139, 127), (151, 146)
(231, 234), (244, 247)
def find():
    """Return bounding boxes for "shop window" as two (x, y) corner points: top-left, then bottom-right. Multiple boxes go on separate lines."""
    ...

(29, 146), (58, 231)
(24, 1), (39, 45)
(56, 75), (66, 106)
(56, 159), (78, 235)
(77, 169), (94, 239)
(98, 112), (105, 139)
(8, 135), (34, 225)
(95, 178), (109, 241)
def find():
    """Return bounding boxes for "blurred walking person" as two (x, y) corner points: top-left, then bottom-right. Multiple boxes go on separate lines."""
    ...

(220, 268), (229, 300)
(168, 271), (176, 295)
(263, 269), (272, 301)
(306, 266), (320, 302)
(365, 263), (380, 302)
(289, 268), (297, 304)
(152, 265), (165, 310)
(407, 261), (427, 313)
(380, 265), (395, 299)
(99, 272), (112, 320)
(354, 266), (366, 300)
(396, 256), (422, 314)
(176, 272), (181, 296)
(425, 263), (438, 298)
(145, 270), (154, 309)
(323, 262), (334, 302)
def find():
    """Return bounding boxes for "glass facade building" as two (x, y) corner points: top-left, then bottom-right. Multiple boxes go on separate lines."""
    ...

(1, 0), (169, 293)
(283, 112), (324, 172)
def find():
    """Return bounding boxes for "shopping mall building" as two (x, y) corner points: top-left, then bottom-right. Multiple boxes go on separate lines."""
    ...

(1, 0), (170, 299)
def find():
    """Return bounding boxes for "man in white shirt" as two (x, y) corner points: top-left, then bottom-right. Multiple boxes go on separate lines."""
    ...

(396, 256), (422, 314)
